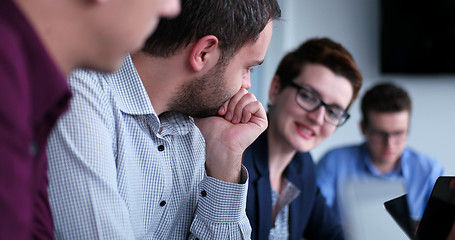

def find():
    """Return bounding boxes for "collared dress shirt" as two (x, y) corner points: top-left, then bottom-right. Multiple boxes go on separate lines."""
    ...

(316, 142), (444, 221)
(0, 1), (71, 239)
(47, 55), (251, 239)
(268, 179), (300, 240)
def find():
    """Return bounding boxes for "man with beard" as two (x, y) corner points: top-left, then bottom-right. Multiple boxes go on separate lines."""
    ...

(46, 0), (281, 239)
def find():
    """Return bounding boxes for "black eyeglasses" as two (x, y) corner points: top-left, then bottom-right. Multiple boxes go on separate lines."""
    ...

(366, 127), (408, 143)
(286, 81), (350, 126)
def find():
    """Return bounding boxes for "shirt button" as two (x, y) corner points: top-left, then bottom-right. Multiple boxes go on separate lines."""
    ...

(158, 145), (165, 151)
(201, 190), (207, 197)
(160, 200), (166, 206)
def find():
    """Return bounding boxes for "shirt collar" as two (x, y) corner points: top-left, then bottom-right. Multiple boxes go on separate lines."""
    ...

(110, 55), (156, 117)
(110, 55), (193, 136)
(361, 142), (403, 179)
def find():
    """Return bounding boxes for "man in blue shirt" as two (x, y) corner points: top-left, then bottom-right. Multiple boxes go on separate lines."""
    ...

(316, 82), (443, 224)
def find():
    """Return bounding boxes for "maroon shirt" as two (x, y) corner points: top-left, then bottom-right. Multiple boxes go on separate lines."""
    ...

(0, 1), (71, 239)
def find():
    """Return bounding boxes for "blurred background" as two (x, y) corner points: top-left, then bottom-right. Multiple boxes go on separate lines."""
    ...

(250, 0), (455, 175)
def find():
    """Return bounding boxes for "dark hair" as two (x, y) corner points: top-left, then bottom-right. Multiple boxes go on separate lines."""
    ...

(361, 82), (412, 127)
(274, 37), (362, 109)
(142, 0), (281, 63)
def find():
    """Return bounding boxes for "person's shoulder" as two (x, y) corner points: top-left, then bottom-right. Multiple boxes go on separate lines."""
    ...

(1, 3), (50, 70)
(403, 146), (443, 170)
(0, 20), (27, 69)
(320, 144), (361, 160)
(316, 144), (365, 173)
(0, 3), (23, 45)
(67, 67), (119, 96)
(404, 147), (438, 162)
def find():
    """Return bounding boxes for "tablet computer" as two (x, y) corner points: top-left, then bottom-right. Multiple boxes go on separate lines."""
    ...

(416, 176), (455, 240)
(385, 176), (455, 240)
(384, 194), (415, 239)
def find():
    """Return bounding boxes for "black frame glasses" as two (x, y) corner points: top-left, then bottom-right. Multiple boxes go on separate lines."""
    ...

(286, 81), (350, 126)
(366, 127), (408, 143)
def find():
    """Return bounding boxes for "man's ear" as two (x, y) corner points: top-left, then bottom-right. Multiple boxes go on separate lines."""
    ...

(268, 76), (281, 105)
(189, 35), (219, 72)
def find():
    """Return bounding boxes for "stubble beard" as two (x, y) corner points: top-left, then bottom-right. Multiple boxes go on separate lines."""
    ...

(168, 63), (231, 118)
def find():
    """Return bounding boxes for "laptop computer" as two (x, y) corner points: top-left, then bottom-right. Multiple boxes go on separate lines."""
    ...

(384, 176), (455, 240)
(339, 179), (409, 240)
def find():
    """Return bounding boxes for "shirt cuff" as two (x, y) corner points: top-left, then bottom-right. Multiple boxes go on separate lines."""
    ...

(196, 165), (249, 223)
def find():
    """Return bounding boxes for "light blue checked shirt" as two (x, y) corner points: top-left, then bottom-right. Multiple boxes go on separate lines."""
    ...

(47, 55), (251, 240)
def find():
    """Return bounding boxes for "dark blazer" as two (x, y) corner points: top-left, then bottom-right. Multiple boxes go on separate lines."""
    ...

(243, 131), (344, 240)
